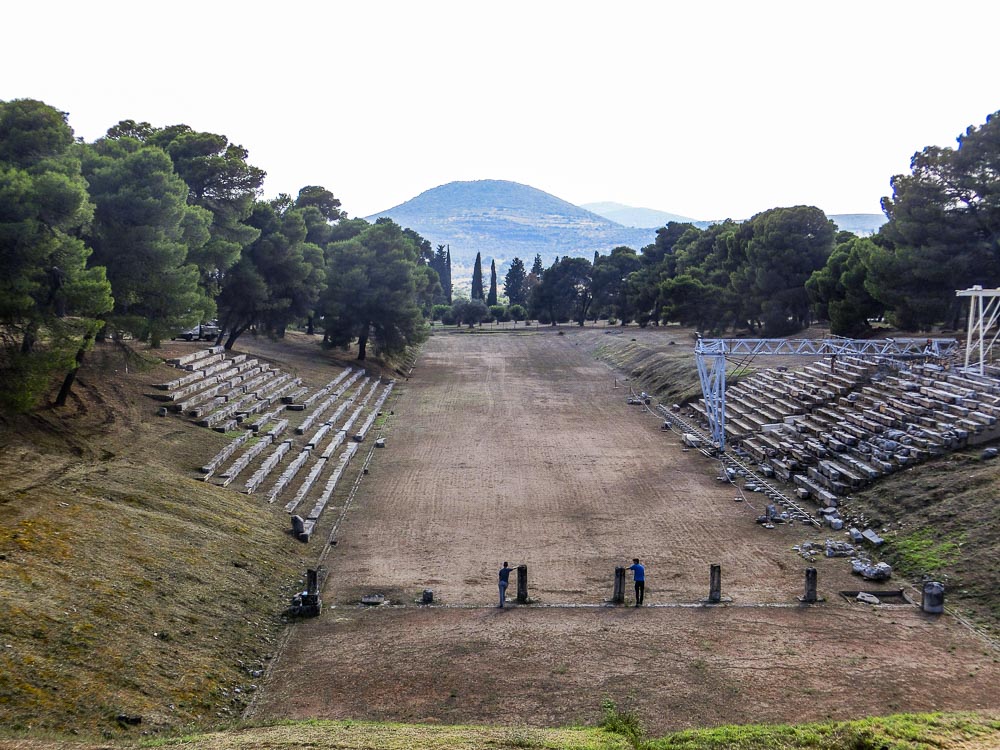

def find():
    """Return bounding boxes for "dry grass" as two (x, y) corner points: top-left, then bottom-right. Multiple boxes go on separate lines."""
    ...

(0, 340), (322, 737)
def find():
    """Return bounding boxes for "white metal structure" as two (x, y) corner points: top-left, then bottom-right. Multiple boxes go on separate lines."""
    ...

(694, 336), (960, 452)
(957, 286), (1000, 374)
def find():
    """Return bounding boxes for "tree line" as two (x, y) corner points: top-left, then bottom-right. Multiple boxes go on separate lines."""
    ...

(0, 99), (440, 411)
(444, 110), (1000, 339)
(4, 98), (999, 411)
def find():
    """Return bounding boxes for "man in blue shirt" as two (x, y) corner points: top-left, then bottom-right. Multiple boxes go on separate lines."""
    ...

(628, 558), (645, 607)
(498, 561), (514, 608)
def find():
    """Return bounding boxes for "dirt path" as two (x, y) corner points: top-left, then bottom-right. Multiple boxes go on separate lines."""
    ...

(252, 329), (1000, 734)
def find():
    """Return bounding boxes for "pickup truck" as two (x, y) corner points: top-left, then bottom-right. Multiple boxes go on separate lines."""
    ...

(174, 323), (221, 341)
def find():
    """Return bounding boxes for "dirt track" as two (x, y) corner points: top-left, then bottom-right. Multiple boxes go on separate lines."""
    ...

(252, 329), (1000, 733)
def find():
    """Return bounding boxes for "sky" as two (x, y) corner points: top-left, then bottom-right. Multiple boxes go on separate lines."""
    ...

(3, 1), (999, 221)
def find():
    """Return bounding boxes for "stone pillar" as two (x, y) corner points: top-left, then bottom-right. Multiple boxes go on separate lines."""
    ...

(708, 564), (722, 603)
(613, 566), (625, 604)
(306, 568), (319, 596)
(291, 515), (305, 537)
(802, 567), (818, 603)
(516, 565), (528, 603)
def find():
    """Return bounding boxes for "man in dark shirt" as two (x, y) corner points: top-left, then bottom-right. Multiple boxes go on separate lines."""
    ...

(498, 561), (513, 608)
(628, 558), (645, 607)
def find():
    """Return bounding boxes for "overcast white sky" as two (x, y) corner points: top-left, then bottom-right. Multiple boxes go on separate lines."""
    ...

(4, 1), (998, 221)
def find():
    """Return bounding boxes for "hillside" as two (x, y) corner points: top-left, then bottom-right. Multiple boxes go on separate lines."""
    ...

(0, 334), (371, 736)
(580, 201), (697, 229)
(366, 180), (656, 267)
(829, 212), (888, 235)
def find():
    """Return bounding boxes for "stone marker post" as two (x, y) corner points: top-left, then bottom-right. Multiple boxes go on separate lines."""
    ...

(516, 564), (528, 603)
(613, 566), (625, 604)
(802, 567), (818, 603)
(306, 568), (319, 597)
(291, 515), (305, 537)
(708, 564), (722, 603)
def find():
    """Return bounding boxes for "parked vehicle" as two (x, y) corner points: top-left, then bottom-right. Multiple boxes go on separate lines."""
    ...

(174, 322), (221, 341)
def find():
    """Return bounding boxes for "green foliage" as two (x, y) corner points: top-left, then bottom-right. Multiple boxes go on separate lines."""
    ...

(0, 98), (113, 411)
(450, 298), (488, 328)
(507, 303), (527, 323)
(320, 219), (428, 359)
(471, 251), (485, 300)
(488, 303), (507, 322)
(504, 256), (528, 306)
(431, 304), (452, 322)
(487, 258), (499, 306)
(872, 109), (1000, 330)
(806, 235), (883, 336)
(891, 528), (965, 577)
(599, 698), (644, 747)
(530, 256), (594, 325)
(80, 138), (210, 346)
(645, 712), (1000, 749)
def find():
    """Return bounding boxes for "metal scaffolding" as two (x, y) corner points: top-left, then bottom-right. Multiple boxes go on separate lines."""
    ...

(694, 336), (960, 452)
(956, 286), (1000, 374)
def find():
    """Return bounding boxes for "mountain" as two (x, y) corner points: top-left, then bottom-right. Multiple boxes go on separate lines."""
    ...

(828, 213), (887, 236)
(583, 201), (888, 237)
(366, 180), (656, 268)
(580, 201), (697, 229)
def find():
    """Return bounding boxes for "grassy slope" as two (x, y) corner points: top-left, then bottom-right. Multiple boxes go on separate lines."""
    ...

(0, 343), (317, 736)
(0, 713), (998, 749)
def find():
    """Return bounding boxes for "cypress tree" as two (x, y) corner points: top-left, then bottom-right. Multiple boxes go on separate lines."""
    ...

(487, 259), (498, 306)
(471, 252), (484, 300)
(445, 246), (452, 303)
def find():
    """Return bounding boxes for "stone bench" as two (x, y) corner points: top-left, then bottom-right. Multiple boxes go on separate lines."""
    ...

(166, 346), (224, 368)
(200, 430), (253, 476)
(265, 449), (312, 504)
(284, 457), (327, 513)
(306, 442), (360, 523)
(245, 439), (292, 494)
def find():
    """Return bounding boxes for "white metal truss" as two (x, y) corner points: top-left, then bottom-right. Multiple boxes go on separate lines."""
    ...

(694, 336), (960, 452)
(956, 286), (1000, 374)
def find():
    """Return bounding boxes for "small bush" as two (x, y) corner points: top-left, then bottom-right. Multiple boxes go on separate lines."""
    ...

(600, 698), (644, 747)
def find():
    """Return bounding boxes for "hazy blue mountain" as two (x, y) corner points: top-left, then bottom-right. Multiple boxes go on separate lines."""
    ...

(581, 201), (697, 229)
(366, 180), (656, 268)
(583, 200), (888, 237)
(829, 213), (887, 236)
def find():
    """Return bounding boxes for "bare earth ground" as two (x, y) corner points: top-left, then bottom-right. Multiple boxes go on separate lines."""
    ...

(249, 328), (1000, 734)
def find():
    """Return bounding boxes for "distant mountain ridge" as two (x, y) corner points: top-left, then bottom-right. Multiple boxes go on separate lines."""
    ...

(582, 201), (887, 235)
(366, 181), (889, 272)
(366, 180), (655, 267)
(580, 202), (698, 229)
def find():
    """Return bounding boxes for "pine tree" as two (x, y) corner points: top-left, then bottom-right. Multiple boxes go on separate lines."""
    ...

(487, 259), (498, 306)
(504, 257), (527, 306)
(531, 253), (544, 276)
(471, 251), (484, 300)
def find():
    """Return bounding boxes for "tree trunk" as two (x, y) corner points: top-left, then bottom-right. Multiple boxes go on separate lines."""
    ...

(225, 325), (247, 351)
(20, 324), (37, 354)
(357, 332), (368, 361)
(306, 316), (315, 335)
(55, 331), (94, 407)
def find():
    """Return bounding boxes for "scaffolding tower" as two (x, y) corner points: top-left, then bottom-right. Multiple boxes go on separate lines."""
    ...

(957, 286), (1000, 375)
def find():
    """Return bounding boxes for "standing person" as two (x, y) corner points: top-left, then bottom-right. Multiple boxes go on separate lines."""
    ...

(498, 561), (514, 608)
(628, 558), (645, 607)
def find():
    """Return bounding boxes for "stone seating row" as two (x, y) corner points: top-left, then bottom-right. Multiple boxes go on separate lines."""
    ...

(701, 356), (1000, 505)
(296, 371), (365, 435)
